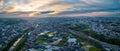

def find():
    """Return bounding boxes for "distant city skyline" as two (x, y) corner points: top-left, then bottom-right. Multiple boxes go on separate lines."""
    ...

(0, 0), (120, 17)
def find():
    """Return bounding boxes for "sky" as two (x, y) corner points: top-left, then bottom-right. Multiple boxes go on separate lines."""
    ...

(0, 0), (120, 17)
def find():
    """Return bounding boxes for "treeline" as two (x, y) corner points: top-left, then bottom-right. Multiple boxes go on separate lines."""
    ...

(2, 34), (22, 51)
(12, 34), (28, 51)
(68, 24), (120, 46)
(91, 34), (120, 46)
(1, 27), (34, 51)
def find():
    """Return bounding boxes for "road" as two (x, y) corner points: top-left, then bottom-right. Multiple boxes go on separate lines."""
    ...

(69, 29), (120, 50)
(9, 34), (25, 51)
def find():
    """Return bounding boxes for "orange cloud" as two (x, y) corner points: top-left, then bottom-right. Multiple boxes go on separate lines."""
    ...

(7, 0), (54, 12)
(20, 11), (40, 17)
(28, 11), (40, 16)
(1, 0), (74, 17)
(4, 6), (17, 12)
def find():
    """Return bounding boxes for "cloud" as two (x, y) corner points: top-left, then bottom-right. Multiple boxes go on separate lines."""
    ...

(57, 0), (120, 17)
(63, 11), (120, 17)
(0, 0), (4, 10)
(1, 0), (55, 12)
(0, 0), (120, 17)
(0, 0), (3, 6)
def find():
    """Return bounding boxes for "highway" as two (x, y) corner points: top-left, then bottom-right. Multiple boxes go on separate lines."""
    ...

(9, 34), (25, 51)
(69, 29), (120, 51)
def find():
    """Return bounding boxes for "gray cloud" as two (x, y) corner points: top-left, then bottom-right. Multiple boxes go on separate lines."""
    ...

(0, 0), (120, 17)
